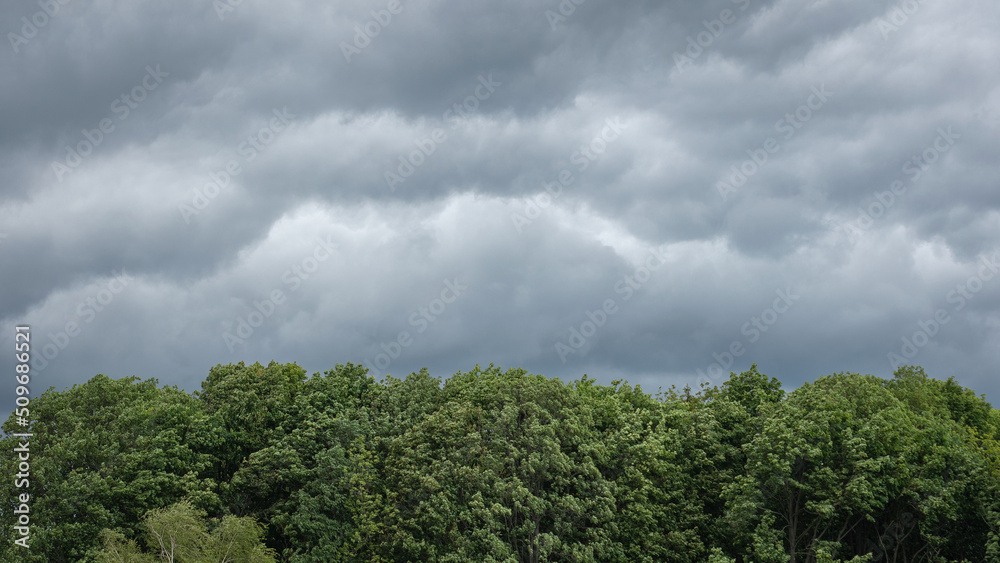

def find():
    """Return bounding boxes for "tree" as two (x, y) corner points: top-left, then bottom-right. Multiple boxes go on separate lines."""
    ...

(717, 363), (785, 418)
(251, 362), (380, 562)
(98, 499), (275, 562)
(729, 369), (999, 562)
(4, 361), (996, 562)
(196, 361), (308, 485)
(96, 529), (155, 563)
(729, 372), (916, 562)
(0, 375), (219, 562)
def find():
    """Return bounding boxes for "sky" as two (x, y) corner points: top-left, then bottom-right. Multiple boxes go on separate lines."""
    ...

(2, 0), (999, 418)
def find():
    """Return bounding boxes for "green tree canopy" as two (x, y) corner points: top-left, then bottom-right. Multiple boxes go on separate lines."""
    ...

(2, 362), (997, 562)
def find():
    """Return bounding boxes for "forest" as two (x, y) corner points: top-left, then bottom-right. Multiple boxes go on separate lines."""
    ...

(1, 362), (998, 562)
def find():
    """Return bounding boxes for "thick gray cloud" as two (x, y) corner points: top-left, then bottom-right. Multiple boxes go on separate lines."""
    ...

(2, 0), (999, 419)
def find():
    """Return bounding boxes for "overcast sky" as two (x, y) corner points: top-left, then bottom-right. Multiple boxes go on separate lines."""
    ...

(2, 0), (999, 417)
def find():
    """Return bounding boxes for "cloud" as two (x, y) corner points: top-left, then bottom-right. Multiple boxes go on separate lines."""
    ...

(2, 0), (999, 416)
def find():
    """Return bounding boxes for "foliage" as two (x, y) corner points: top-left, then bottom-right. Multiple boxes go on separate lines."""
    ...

(97, 499), (275, 562)
(0, 375), (219, 562)
(2, 363), (997, 562)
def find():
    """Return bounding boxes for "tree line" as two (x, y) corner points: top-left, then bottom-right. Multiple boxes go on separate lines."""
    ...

(1, 362), (998, 562)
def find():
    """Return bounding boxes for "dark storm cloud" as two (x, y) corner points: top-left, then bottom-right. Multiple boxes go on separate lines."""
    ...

(1, 0), (999, 419)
